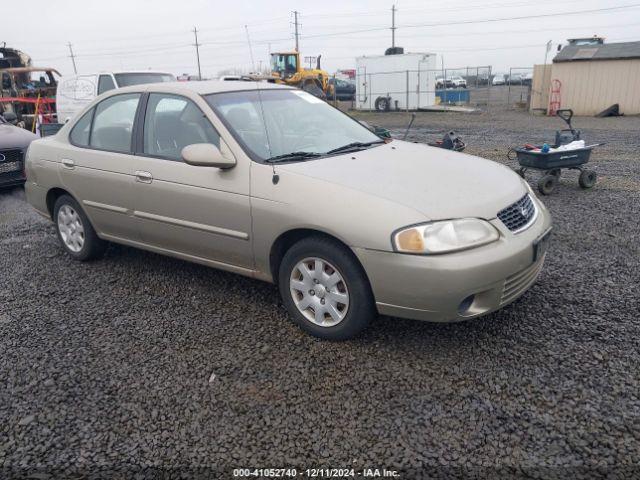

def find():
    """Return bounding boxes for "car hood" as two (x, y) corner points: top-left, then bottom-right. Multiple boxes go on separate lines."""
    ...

(278, 140), (526, 220)
(0, 123), (38, 149)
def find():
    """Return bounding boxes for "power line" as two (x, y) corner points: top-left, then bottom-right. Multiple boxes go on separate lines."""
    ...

(298, 21), (640, 43)
(402, 3), (640, 29)
(300, 3), (640, 39)
(74, 44), (191, 58)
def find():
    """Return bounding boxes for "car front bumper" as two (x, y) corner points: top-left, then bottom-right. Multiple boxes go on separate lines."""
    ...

(353, 200), (552, 322)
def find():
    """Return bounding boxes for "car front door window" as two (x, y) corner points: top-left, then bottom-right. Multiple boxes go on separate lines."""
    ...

(143, 93), (220, 161)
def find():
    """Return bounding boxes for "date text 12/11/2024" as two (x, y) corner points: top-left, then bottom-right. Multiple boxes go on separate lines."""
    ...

(233, 468), (401, 478)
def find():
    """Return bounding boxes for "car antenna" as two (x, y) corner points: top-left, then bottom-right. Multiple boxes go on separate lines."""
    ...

(255, 86), (279, 184)
(403, 113), (416, 141)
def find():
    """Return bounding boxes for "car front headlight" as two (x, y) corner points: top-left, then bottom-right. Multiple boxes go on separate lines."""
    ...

(393, 218), (500, 254)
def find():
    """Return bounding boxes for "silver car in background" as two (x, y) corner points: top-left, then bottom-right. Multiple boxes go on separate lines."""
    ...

(25, 81), (551, 339)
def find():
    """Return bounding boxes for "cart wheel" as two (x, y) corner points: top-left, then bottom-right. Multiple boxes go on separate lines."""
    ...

(578, 169), (597, 189)
(517, 167), (526, 178)
(549, 169), (561, 178)
(537, 174), (558, 195)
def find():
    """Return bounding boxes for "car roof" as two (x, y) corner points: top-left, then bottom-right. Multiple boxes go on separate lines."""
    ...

(115, 79), (293, 95)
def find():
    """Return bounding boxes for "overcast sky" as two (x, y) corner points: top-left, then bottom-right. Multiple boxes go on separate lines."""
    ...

(4, 0), (640, 77)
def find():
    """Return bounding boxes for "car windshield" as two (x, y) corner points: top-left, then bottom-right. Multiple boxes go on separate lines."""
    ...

(114, 73), (175, 87)
(205, 89), (383, 162)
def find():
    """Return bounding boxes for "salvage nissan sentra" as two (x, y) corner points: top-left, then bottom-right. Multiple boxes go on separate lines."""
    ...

(25, 81), (551, 339)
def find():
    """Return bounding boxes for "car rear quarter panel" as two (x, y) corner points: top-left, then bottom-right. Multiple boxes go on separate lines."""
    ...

(25, 137), (65, 217)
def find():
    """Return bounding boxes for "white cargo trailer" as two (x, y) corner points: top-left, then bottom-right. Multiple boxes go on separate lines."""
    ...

(355, 53), (437, 111)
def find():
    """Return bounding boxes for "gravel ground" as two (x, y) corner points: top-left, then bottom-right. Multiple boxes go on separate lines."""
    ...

(1, 109), (639, 479)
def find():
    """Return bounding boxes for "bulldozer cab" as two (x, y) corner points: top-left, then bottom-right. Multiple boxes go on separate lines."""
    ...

(271, 52), (299, 79)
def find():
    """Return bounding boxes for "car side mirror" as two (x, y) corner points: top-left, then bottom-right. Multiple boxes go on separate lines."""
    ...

(2, 111), (17, 124)
(181, 143), (236, 169)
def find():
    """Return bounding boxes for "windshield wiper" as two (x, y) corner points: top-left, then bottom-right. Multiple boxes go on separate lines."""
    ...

(265, 151), (322, 163)
(326, 140), (385, 155)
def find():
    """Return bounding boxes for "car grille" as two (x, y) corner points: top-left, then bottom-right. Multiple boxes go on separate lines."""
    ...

(0, 149), (23, 174)
(497, 194), (536, 232)
(500, 257), (545, 306)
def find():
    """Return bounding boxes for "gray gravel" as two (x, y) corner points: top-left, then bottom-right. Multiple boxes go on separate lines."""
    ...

(1, 108), (640, 479)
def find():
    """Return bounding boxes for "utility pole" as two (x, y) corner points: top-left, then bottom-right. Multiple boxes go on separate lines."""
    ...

(245, 25), (255, 72)
(391, 5), (397, 48)
(192, 27), (202, 80)
(67, 42), (77, 74)
(292, 10), (300, 52)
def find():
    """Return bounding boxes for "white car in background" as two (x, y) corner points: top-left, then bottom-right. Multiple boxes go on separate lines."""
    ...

(492, 75), (506, 86)
(56, 71), (175, 122)
(450, 76), (467, 88)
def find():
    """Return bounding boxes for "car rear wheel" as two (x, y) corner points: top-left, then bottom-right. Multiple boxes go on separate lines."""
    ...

(54, 195), (106, 261)
(279, 236), (376, 340)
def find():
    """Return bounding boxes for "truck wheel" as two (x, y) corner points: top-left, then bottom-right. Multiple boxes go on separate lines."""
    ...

(374, 96), (390, 112)
(279, 236), (376, 340)
(578, 169), (597, 189)
(537, 174), (557, 195)
(54, 195), (106, 261)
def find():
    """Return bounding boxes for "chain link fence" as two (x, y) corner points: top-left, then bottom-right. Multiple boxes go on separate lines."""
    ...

(332, 65), (535, 111)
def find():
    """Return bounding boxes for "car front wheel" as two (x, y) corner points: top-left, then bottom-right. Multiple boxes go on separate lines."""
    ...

(279, 236), (376, 340)
(54, 194), (106, 261)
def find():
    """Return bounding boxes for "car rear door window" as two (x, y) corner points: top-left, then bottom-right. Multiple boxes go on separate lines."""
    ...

(97, 75), (116, 95)
(143, 93), (220, 161)
(69, 108), (94, 147)
(90, 93), (140, 153)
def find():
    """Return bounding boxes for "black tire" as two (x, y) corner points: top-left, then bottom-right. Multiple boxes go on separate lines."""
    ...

(537, 174), (558, 195)
(549, 169), (562, 179)
(578, 169), (597, 189)
(374, 96), (390, 112)
(278, 236), (376, 340)
(53, 194), (106, 261)
(302, 83), (325, 99)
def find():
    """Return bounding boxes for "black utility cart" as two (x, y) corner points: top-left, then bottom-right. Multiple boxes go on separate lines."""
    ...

(510, 109), (600, 195)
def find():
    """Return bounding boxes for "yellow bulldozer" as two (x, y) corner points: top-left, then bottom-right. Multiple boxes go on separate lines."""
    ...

(268, 51), (332, 98)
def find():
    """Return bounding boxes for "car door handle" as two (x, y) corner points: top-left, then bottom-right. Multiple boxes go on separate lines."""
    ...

(61, 158), (75, 169)
(135, 171), (153, 184)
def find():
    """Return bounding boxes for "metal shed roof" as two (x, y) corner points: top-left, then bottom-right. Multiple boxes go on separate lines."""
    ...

(553, 41), (640, 62)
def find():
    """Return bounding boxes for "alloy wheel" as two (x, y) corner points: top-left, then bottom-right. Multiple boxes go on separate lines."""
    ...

(57, 205), (85, 253)
(289, 257), (350, 327)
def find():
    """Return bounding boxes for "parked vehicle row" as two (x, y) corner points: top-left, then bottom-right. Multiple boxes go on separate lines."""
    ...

(492, 73), (533, 86)
(436, 75), (467, 89)
(24, 80), (551, 340)
(434, 73), (534, 88)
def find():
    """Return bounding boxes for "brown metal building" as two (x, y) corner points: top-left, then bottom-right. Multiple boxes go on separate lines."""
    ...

(531, 39), (640, 115)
